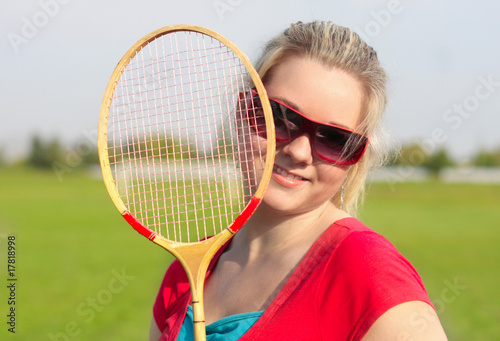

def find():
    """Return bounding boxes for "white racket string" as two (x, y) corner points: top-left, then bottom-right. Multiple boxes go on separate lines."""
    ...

(106, 29), (266, 244)
(167, 33), (181, 242)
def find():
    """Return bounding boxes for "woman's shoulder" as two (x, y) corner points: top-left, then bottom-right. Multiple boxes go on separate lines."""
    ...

(327, 217), (402, 256)
(331, 216), (374, 234)
(325, 217), (423, 284)
(318, 216), (432, 314)
(316, 217), (390, 255)
(316, 217), (433, 339)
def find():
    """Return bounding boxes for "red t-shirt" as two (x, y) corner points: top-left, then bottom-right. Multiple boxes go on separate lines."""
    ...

(153, 218), (433, 340)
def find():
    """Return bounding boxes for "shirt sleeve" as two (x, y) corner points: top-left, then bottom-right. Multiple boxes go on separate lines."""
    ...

(153, 260), (191, 339)
(317, 229), (434, 341)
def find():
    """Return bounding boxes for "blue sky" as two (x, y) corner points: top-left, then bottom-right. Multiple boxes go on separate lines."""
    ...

(1, 0), (499, 162)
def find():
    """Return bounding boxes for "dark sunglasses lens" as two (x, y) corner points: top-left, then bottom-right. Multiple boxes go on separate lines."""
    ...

(249, 96), (267, 135)
(315, 126), (367, 164)
(270, 101), (302, 140)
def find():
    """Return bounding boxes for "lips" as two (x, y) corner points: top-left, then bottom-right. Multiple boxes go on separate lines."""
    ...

(273, 165), (307, 181)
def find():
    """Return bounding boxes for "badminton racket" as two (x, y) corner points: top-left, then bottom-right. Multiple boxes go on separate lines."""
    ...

(98, 24), (275, 341)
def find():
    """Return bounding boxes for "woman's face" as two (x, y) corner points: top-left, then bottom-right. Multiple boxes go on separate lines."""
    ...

(260, 56), (364, 215)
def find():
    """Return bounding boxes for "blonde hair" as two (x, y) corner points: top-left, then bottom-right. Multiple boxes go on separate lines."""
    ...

(254, 21), (389, 215)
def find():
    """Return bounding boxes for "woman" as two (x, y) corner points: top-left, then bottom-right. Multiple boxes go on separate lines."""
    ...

(150, 21), (448, 340)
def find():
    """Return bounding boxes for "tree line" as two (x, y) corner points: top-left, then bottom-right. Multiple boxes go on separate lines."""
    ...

(390, 143), (500, 175)
(1, 135), (499, 174)
(0, 135), (99, 170)
(0, 132), (234, 170)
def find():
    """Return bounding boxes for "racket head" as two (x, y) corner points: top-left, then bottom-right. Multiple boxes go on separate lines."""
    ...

(98, 24), (275, 249)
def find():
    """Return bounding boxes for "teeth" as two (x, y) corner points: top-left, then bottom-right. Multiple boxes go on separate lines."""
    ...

(274, 166), (304, 181)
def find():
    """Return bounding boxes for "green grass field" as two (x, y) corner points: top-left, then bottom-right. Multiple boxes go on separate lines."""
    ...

(0, 168), (498, 340)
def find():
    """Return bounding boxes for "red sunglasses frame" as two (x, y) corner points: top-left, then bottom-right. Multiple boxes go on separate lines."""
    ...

(247, 90), (369, 166)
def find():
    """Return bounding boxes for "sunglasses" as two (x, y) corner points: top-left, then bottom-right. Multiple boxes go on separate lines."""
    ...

(247, 90), (368, 166)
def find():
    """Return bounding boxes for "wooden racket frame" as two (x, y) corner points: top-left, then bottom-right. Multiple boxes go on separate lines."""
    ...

(97, 24), (275, 341)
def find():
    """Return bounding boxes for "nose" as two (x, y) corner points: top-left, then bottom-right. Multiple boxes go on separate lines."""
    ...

(280, 133), (314, 165)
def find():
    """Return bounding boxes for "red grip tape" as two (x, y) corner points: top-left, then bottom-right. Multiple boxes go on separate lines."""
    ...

(122, 212), (156, 240)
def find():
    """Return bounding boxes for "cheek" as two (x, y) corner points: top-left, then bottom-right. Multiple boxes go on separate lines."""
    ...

(238, 133), (269, 185)
(316, 165), (347, 191)
(240, 133), (268, 159)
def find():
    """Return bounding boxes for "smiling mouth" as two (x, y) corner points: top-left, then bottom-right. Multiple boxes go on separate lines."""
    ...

(273, 165), (307, 181)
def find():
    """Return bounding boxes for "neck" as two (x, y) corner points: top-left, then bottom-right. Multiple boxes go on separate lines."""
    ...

(229, 201), (347, 262)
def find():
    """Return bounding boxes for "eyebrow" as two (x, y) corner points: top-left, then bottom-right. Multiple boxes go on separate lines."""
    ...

(269, 95), (353, 130)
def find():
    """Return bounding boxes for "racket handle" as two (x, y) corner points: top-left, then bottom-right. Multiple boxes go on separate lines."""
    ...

(192, 299), (207, 341)
(161, 232), (235, 341)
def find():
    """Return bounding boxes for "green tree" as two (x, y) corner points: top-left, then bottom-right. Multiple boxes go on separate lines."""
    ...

(425, 148), (454, 176)
(391, 143), (455, 177)
(27, 135), (64, 169)
(473, 148), (500, 167)
(81, 146), (100, 165)
(109, 134), (199, 163)
(0, 145), (6, 167)
(28, 135), (46, 167)
(391, 143), (430, 167)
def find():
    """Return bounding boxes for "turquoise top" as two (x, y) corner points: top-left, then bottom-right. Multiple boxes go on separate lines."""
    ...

(176, 305), (264, 341)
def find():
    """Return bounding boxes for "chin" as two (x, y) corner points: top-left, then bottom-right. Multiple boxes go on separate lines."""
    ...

(260, 191), (323, 216)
